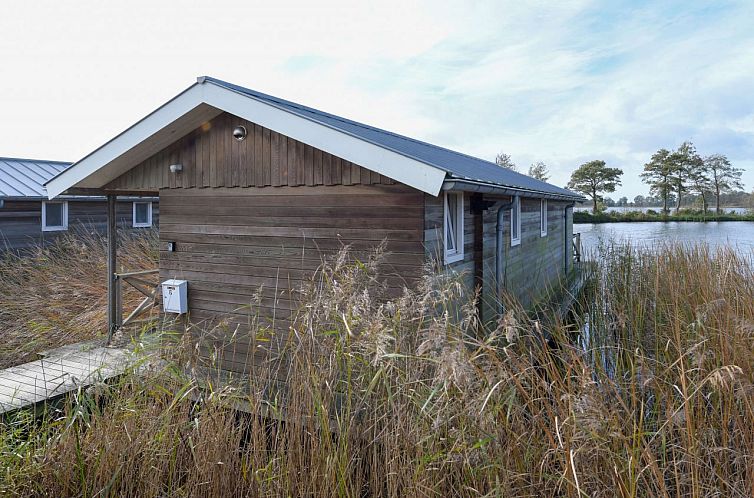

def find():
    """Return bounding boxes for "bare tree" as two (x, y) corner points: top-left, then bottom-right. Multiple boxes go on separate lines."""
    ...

(495, 152), (517, 171)
(528, 161), (549, 181)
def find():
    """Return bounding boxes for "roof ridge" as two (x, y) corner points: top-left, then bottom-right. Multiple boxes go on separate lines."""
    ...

(203, 77), (502, 168)
(202, 77), (566, 193)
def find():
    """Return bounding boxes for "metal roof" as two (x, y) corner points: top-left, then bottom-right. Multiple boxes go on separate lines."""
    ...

(0, 157), (71, 198)
(203, 77), (584, 201)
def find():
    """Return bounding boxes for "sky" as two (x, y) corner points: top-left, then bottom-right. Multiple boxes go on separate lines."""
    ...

(1, 0), (752, 199)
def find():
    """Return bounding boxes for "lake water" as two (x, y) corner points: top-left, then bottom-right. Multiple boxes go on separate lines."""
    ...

(576, 221), (754, 254)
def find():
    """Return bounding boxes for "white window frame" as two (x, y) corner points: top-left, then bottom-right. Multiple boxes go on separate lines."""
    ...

(41, 201), (68, 232)
(132, 201), (153, 228)
(540, 199), (548, 237)
(443, 192), (464, 264)
(510, 196), (521, 247)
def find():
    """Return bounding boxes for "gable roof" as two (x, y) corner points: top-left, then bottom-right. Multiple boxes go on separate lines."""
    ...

(46, 76), (584, 201)
(0, 157), (71, 198)
(204, 77), (583, 201)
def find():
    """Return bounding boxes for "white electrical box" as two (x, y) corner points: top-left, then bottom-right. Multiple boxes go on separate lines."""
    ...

(161, 279), (188, 314)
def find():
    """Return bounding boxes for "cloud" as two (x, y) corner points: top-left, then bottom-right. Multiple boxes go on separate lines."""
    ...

(0, 0), (752, 197)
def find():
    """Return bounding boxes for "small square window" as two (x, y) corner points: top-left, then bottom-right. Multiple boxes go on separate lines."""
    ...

(443, 192), (464, 264)
(511, 196), (521, 246)
(133, 201), (153, 228)
(42, 201), (68, 232)
(540, 199), (548, 237)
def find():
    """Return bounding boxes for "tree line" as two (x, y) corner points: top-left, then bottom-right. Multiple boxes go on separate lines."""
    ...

(495, 142), (745, 215)
(640, 142), (743, 214)
(494, 153), (550, 181)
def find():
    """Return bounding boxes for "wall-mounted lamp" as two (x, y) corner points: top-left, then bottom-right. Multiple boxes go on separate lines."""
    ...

(169, 163), (183, 173)
(232, 125), (247, 141)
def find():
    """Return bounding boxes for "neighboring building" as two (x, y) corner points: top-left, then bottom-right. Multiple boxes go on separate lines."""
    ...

(46, 76), (584, 372)
(0, 157), (158, 250)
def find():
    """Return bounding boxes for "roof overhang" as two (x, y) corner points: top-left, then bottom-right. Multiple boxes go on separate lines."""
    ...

(442, 178), (586, 202)
(45, 79), (447, 198)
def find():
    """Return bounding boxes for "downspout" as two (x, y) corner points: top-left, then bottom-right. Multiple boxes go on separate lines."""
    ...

(496, 201), (513, 316)
(563, 203), (574, 275)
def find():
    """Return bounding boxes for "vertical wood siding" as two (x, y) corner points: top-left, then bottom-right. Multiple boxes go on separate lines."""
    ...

(0, 199), (159, 251)
(105, 112), (396, 191)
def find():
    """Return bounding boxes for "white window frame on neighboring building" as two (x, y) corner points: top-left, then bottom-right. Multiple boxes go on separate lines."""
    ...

(540, 199), (548, 237)
(443, 191), (464, 264)
(511, 196), (521, 246)
(41, 200), (68, 232)
(132, 201), (153, 228)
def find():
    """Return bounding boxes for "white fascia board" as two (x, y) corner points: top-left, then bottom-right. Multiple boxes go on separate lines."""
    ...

(45, 84), (207, 199)
(201, 83), (446, 196)
(45, 81), (447, 199)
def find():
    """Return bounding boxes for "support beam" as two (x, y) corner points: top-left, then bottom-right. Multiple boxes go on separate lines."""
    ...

(106, 194), (118, 343)
(470, 193), (485, 327)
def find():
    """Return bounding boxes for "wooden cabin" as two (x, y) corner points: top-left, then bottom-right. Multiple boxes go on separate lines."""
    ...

(0, 157), (158, 251)
(46, 77), (584, 367)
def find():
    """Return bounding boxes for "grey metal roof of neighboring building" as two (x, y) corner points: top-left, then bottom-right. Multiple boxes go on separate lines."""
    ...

(203, 76), (584, 201)
(0, 157), (71, 198)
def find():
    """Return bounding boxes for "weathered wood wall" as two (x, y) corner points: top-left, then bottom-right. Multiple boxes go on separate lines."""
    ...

(424, 193), (570, 323)
(424, 190), (476, 289)
(488, 197), (568, 312)
(101, 107), (575, 373)
(158, 185), (425, 374)
(0, 199), (159, 251)
(105, 112), (396, 191)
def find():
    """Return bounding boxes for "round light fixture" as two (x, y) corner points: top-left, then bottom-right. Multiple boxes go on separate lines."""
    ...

(233, 125), (247, 141)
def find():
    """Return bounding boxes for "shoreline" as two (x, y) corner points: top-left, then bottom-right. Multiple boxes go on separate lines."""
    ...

(575, 219), (754, 224)
(574, 212), (754, 224)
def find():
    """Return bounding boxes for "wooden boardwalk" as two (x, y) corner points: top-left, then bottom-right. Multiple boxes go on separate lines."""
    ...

(0, 340), (133, 415)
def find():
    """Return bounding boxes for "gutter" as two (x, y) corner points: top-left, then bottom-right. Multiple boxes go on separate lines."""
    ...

(442, 178), (585, 202)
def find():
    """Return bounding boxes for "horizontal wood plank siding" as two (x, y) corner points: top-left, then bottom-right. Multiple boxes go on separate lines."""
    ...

(159, 185), (425, 373)
(0, 199), (159, 251)
(481, 197), (569, 318)
(423, 191), (476, 296)
(424, 193), (571, 323)
(105, 112), (397, 191)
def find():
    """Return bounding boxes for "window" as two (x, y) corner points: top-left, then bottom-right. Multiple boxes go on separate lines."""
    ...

(510, 196), (521, 246)
(540, 199), (548, 237)
(42, 201), (68, 231)
(133, 201), (153, 228)
(443, 192), (464, 264)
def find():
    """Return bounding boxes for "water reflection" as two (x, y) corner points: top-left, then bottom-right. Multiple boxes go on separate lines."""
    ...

(576, 221), (754, 254)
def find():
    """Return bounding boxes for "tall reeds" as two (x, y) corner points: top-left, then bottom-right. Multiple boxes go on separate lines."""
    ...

(0, 230), (158, 368)
(0, 237), (752, 497)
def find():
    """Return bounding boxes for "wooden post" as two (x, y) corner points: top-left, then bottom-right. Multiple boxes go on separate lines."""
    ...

(471, 194), (484, 327)
(106, 194), (118, 344)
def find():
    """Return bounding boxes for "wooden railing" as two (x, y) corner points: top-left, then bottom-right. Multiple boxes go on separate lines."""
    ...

(572, 232), (582, 263)
(108, 269), (160, 342)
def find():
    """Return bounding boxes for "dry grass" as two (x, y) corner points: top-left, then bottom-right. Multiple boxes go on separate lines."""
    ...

(0, 230), (158, 368)
(1, 237), (753, 497)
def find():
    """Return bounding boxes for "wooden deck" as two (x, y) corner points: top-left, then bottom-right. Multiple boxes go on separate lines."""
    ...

(0, 339), (134, 415)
